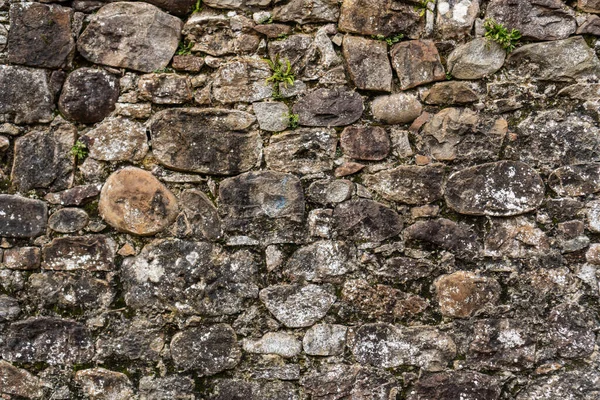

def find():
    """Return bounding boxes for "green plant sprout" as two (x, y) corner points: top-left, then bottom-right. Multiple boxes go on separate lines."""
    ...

(287, 113), (299, 129)
(415, 0), (435, 17)
(176, 41), (193, 56)
(71, 141), (88, 160)
(371, 33), (404, 45)
(266, 56), (295, 88)
(483, 18), (521, 53)
(192, 0), (202, 14)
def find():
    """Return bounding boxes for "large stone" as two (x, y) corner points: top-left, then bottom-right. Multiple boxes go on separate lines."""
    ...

(340, 126), (390, 161)
(285, 240), (356, 282)
(447, 38), (506, 80)
(0, 195), (47, 238)
(0, 65), (54, 124)
(42, 235), (116, 271)
(339, 0), (422, 37)
(0, 361), (44, 399)
(421, 81), (479, 105)
(48, 207), (89, 233)
(516, 370), (600, 400)
(390, 40), (446, 90)
(82, 117), (148, 162)
(144, 0), (197, 16)
(334, 199), (403, 242)
(77, 2), (183, 73)
(213, 58), (273, 103)
(408, 371), (502, 400)
(444, 161), (545, 216)
(259, 284), (336, 328)
(273, 0), (339, 24)
(434, 271), (500, 318)
(548, 164), (600, 196)
(98, 167), (178, 236)
(486, 0), (576, 41)
(8, 2), (75, 68)
(75, 368), (134, 400)
(150, 108), (260, 175)
(405, 218), (480, 258)
(11, 123), (76, 192)
(170, 324), (241, 375)
(242, 332), (302, 358)
(342, 36), (392, 92)
(293, 88), (364, 127)
(303, 324), (348, 356)
(58, 68), (120, 124)
(436, 0), (480, 39)
(484, 217), (550, 258)
(95, 317), (165, 363)
(265, 128), (338, 174)
(363, 165), (445, 205)
(138, 73), (192, 104)
(176, 189), (222, 241)
(371, 93), (422, 124)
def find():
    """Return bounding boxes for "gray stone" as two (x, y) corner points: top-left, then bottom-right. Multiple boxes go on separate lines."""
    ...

(75, 368), (134, 400)
(293, 88), (363, 127)
(334, 199), (403, 242)
(363, 165), (445, 205)
(138, 375), (196, 400)
(339, 0), (422, 37)
(285, 240), (356, 282)
(82, 117), (148, 162)
(342, 35), (392, 92)
(209, 379), (299, 400)
(176, 189), (222, 241)
(95, 317), (165, 363)
(586, 200), (600, 233)
(371, 93), (422, 124)
(45, 184), (102, 206)
(253, 102), (289, 132)
(408, 370), (502, 400)
(42, 235), (116, 271)
(0, 196), (47, 238)
(579, 0), (600, 13)
(306, 179), (354, 205)
(391, 40), (446, 90)
(405, 218), (481, 258)
(213, 58), (273, 103)
(436, 0), (480, 39)
(0, 65), (54, 124)
(204, 0), (272, 9)
(303, 324), (347, 356)
(138, 73), (193, 104)
(548, 164), (600, 196)
(0, 361), (44, 399)
(448, 38), (506, 80)
(340, 126), (390, 161)
(48, 207), (89, 233)
(0, 295), (20, 322)
(273, 0), (339, 24)
(242, 332), (302, 358)
(77, 2), (183, 73)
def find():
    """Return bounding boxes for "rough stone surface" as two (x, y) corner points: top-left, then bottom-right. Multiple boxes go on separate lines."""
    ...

(0, 360), (44, 399)
(422, 81), (479, 105)
(436, 0), (480, 39)
(293, 88), (364, 127)
(548, 163), (600, 196)
(42, 235), (116, 271)
(339, 0), (422, 37)
(340, 126), (390, 161)
(259, 284), (336, 327)
(176, 189), (222, 241)
(371, 93), (422, 124)
(48, 207), (89, 233)
(0, 195), (47, 238)
(363, 165), (445, 205)
(273, 0), (339, 24)
(253, 101), (289, 132)
(447, 38), (506, 80)
(0, 65), (54, 124)
(334, 199), (403, 242)
(434, 271), (501, 318)
(242, 332), (302, 358)
(265, 128), (337, 174)
(75, 368), (134, 400)
(213, 58), (273, 103)
(303, 324), (347, 356)
(82, 117), (148, 162)
(391, 40), (446, 90)
(409, 370), (502, 400)
(285, 240), (356, 282)
(405, 218), (481, 258)
(343, 35), (392, 92)
(138, 73), (193, 104)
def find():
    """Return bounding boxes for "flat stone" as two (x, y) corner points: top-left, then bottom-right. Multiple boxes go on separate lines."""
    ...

(444, 161), (545, 216)
(138, 74), (192, 104)
(170, 324), (241, 375)
(303, 324), (347, 356)
(172, 55), (205, 72)
(204, 0), (272, 9)
(293, 88), (363, 127)
(0, 361), (44, 399)
(0, 295), (20, 322)
(339, 0), (422, 37)
(371, 93), (422, 124)
(98, 167), (178, 236)
(340, 126), (390, 161)
(363, 165), (445, 205)
(0, 65), (54, 124)
(421, 81), (479, 105)
(548, 164), (600, 196)
(2, 317), (94, 365)
(334, 199), (403, 242)
(0, 195), (47, 239)
(253, 102), (289, 132)
(42, 235), (116, 271)
(3, 247), (41, 270)
(436, 0), (480, 39)
(265, 128), (338, 174)
(579, 0), (600, 13)
(259, 284), (336, 328)
(405, 218), (481, 258)
(58, 68), (120, 124)
(138, 375), (196, 400)
(82, 117), (148, 162)
(577, 14), (600, 35)
(273, 0), (339, 24)
(486, 0), (576, 41)
(342, 35), (392, 92)
(45, 184), (102, 206)
(176, 189), (222, 241)
(285, 240), (356, 282)
(434, 271), (500, 318)
(391, 40), (445, 90)
(307, 179), (354, 205)
(48, 207), (89, 233)
(335, 161), (365, 177)
(409, 371), (502, 400)
(448, 38), (505, 80)
(77, 2), (183, 73)
(242, 332), (302, 358)
(213, 58), (273, 103)
(8, 2), (75, 68)
(75, 368), (134, 400)
(254, 23), (293, 38)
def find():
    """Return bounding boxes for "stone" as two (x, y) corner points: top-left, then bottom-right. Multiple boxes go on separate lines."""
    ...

(42, 235), (116, 271)
(75, 368), (134, 400)
(2, 317), (94, 365)
(209, 379), (299, 400)
(293, 88), (363, 127)
(303, 324), (347, 356)
(172, 55), (205, 72)
(265, 128), (338, 174)
(0, 361), (44, 399)
(579, 0), (600, 13)
(114, 103), (153, 119)
(150, 108), (260, 175)
(176, 189), (222, 241)
(138, 74), (192, 104)
(543, 303), (596, 360)
(586, 201), (600, 233)
(0, 295), (20, 322)
(99, 167), (178, 236)
(285, 240), (356, 282)
(485, 217), (550, 258)
(436, 0), (480, 39)
(58, 68), (120, 124)
(335, 162), (365, 177)
(8, 2), (75, 68)
(0, 195), (47, 238)
(144, 0), (197, 16)
(340, 126), (390, 161)
(138, 375), (196, 400)
(548, 164), (600, 196)
(350, 323), (456, 371)
(342, 36), (392, 92)
(2, 247), (41, 270)
(48, 207), (89, 233)
(409, 370), (502, 400)
(506, 37), (600, 82)
(253, 102), (289, 132)
(516, 370), (600, 400)
(170, 324), (241, 375)
(339, 0), (422, 37)
(259, 284), (336, 328)
(578, 14), (600, 35)
(95, 317), (165, 363)
(213, 58), (273, 103)
(405, 218), (480, 258)
(82, 118), (148, 162)
(0, 136), (9, 153)
(45, 184), (102, 206)
(242, 332), (302, 358)
(486, 0), (576, 41)
(334, 199), (403, 242)
(390, 40), (446, 90)
(254, 23), (293, 38)
(0, 65), (54, 124)
(77, 2), (183, 73)
(363, 165), (445, 205)
(421, 81), (479, 105)
(307, 179), (354, 205)
(273, 0), (339, 24)
(11, 123), (76, 192)
(447, 38), (506, 80)
(371, 93), (422, 124)
(444, 161), (545, 216)
(434, 271), (501, 318)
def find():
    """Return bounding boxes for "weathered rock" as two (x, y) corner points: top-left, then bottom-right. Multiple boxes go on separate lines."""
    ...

(95, 317), (165, 363)
(138, 74), (192, 104)
(579, 0), (600, 13)
(285, 240), (356, 282)
(434, 271), (500, 318)
(340, 126), (390, 161)
(363, 165), (445, 205)
(82, 117), (148, 162)
(0, 295), (20, 322)
(408, 370), (502, 400)
(204, 0), (272, 9)
(75, 368), (134, 400)
(2, 317), (94, 365)
(586, 200), (600, 233)
(0, 65), (54, 124)
(342, 36), (392, 92)
(254, 23), (293, 38)
(303, 324), (347, 356)
(42, 235), (116, 271)
(444, 161), (545, 216)
(144, 0), (197, 16)
(421, 81), (479, 105)
(48, 208), (89, 233)
(45, 184), (102, 206)
(447, 38), (506, 80)
(259, 284), (336, 327)
(0, 195), (47, 238)
(405, 218), (481, 258)
(293, 88), (363, 127)
(273, 0), (339, 24)
(548, 164), (600, 196)
(390, 40), (446, 90)
(253, 102), (289, 132)
(371, 93), (422, 124)
(210, 379), (299, 400)
(267, 34), (313, 74)
(339, 0), (422, 37)
(2, 247), (41, 270)
(58, 68), (120, 124)
(138, 375), (196, 400)
(172, 55), (205, 72)
(0, 360), (44, 399)
(436, 0), (480, 39)
(542, 303), (596, 360)
(77, 2), (183, 73)
(99, 167), (178, 236)
(242, 332), (302, 358)
(170, 324), (241, 375)
(486, 0), (576, 41)
(334, 199), (403, 242)
(485, 216), (550, 259)
(176, 189), (222, 241)
(213, 58), (273, 103)
(8, 2), (75, 68)
(516, 370), (600, 400)
(265, 128), (338, 174)
(307, 179), (353, 205)
(382, 257), (438, 284)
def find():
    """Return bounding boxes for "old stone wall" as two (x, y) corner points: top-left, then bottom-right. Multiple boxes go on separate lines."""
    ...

(0, 0), (599, 398)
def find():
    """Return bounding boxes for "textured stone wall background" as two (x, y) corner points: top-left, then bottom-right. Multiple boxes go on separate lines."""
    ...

(0, 0), (600, 398)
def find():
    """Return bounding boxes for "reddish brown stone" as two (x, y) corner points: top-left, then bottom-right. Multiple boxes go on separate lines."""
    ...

(434, 271), (500, 318)
(340, 126), (390, 161)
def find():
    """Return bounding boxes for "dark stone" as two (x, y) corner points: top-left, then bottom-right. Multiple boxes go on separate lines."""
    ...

(138, 375), (196, 400)
(42, 235), (116, 271)
(48, 207), (89, 233)
(176, 189), (222, 241)
(259, 284), (336, 327)
(548, 163), (600, 196)
(0, 65), (54, 124)
(409, 371), (502, 400)
(2, 247), (42, 270)
(144, 0), (197, 16)
(210, 379), (299, 400)
(339, 0), (422, 37)
(0, 295), (20, 322)
(75, 368), (133, 400)
(273, 0), (339, 24)
(306, 179), (354, 205)
(45, 184), (102, 206)
(342, 35), (392, 92)
(293, 88), (364, 127)
(363, 165), (445, 205)
(334, 199), (403, 242)
(285, 240), (356, 282)
(390, 40), (446, 90)
(340, 126), (390, 161)
(0, 195), (47, 238)
(516, 370), (600, 400)
(95, 317), (165, 363)
(405, 218), (481, 258)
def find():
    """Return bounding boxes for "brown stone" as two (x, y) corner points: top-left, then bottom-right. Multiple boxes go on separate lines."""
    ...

(342, 35), (392, 92)
(421, 81), (479, 105)
(334, 199), (403, 242)
(405, 218), (480, 258)
(99, 167), (178, 236)
(42, 235), (116, 271)
(253, 23), (293, 39)
(138, 74), (193, 104)
(339, 0), (422, 37)
(372, 93), (422, 125)
(548, 163), (600, 196)
(0, 360), (44, 399)
(390, 40), (446, 90)
(3, 247), (41, 270)
(341, 126), (390, 161)
(335, 162), (365, 177)
(172, 55), (205, 72)
(580, 0), (600, 13)
(363, 165), (445, 205)
(434, 271), (500, 318)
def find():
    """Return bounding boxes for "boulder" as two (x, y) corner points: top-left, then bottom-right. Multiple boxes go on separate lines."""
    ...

(75, 368), (134, 400)
(48, 207), (89, 233)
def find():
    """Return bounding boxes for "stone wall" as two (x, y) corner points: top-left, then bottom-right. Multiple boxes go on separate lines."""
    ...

(0, 0), (599, 398)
